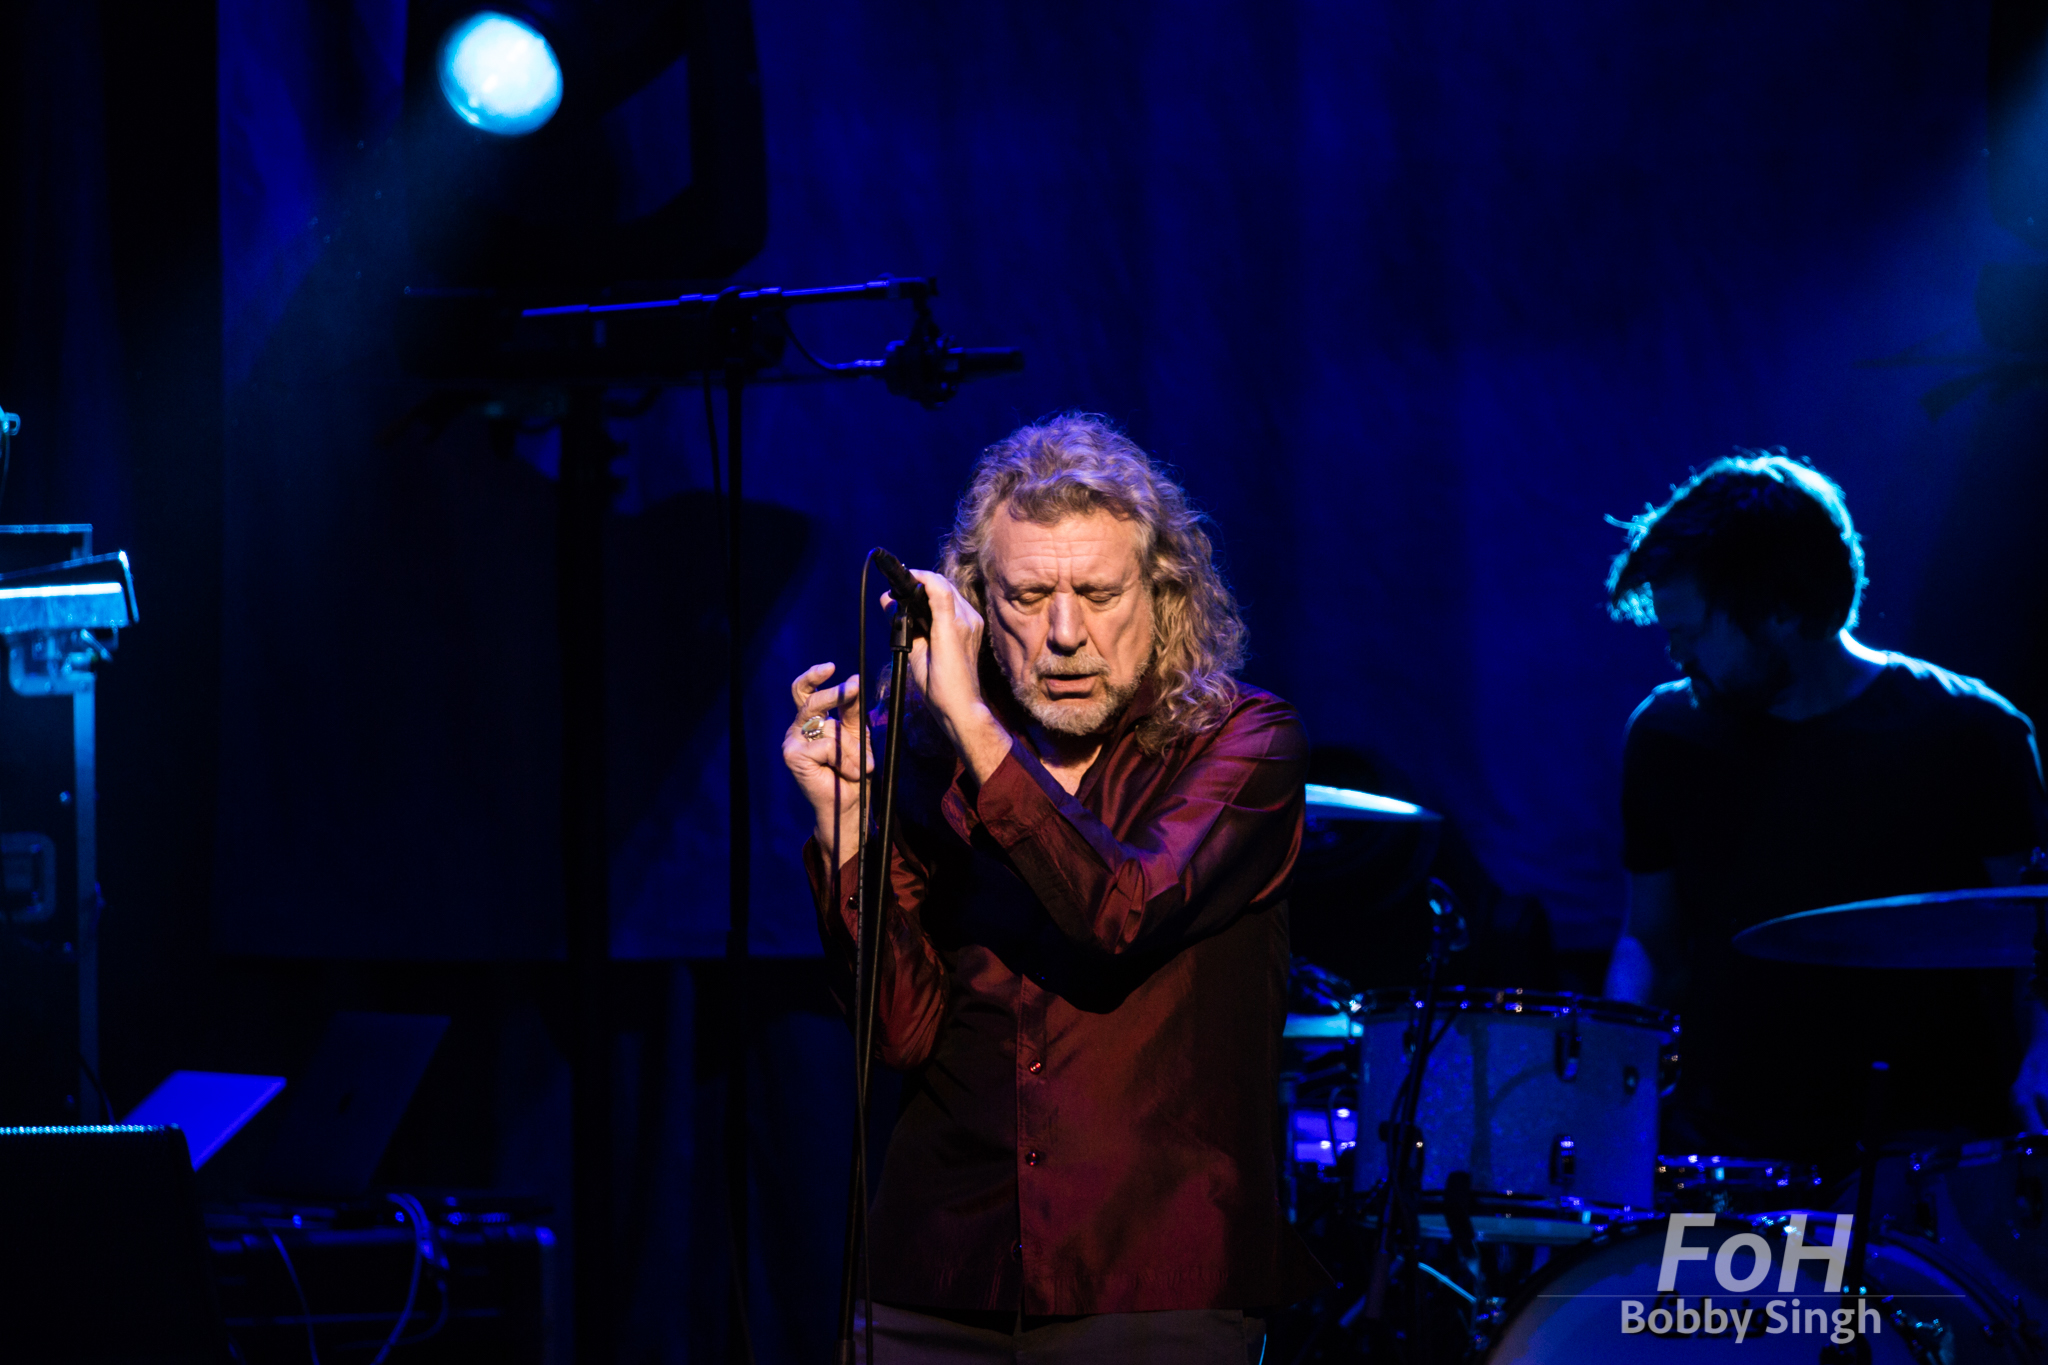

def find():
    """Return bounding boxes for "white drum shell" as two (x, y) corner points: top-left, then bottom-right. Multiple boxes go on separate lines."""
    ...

(1352, 992), (1669, 1210)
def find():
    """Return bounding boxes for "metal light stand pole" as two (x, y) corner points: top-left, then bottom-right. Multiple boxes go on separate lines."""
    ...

(558, 363), (754, 1365)
(558, 387), (618, 1365)
(717, 356), (757, 1365)
(409, 278), (1022, 1365)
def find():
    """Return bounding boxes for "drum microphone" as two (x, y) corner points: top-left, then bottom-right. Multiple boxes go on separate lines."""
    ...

(872, 548), (933, 630)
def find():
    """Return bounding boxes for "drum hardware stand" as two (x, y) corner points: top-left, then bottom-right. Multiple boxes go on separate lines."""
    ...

(1815, 1060), (1891, 1365)
(2008, 849), (2048, 1364)
(1437, 1168), (1506, 1351)
(1364, 882), (1465, 1320)
(1289, 880), (1464, 1365)
(1287, 954), (1364, 1232)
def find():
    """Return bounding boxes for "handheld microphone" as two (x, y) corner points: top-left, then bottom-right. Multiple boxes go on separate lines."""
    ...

(872, 548), (932, 628)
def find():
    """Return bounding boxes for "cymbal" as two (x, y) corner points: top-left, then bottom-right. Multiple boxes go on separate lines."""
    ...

(1304, 783), (1441, 824)
(1733, 886), (2048, 969)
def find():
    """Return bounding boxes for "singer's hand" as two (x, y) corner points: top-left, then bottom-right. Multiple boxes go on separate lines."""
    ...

(884, 570), (1013, 783)
(783, 663), (871, 862)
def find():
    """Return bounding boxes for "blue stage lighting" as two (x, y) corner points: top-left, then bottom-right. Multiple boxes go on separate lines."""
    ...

(438, 12), (562, 136)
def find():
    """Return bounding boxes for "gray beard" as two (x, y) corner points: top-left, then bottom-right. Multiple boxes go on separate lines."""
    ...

(1007, 655), (1144, 738)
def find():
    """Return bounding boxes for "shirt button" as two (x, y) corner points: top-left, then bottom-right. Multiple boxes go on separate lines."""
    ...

(1012, 1241), (1023, 1259)
(1027, 1059), (1042, 1074)
(1026, 1150), (1041, 1166)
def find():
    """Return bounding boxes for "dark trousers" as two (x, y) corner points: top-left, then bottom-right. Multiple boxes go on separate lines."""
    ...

(855, 1302), (1267, 1364)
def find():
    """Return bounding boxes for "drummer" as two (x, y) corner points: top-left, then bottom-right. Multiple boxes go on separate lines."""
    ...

(1602, 452), (2048, 1167)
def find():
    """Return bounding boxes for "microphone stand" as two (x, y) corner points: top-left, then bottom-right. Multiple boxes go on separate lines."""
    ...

(837, 598), (925, 1364)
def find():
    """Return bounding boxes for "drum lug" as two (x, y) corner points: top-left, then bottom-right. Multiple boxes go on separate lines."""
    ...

(1659, 1043), (1681, 1098)
(1470, 1296), (1507, 1354)
(1376, 1120), (1426, 1185)
(2018, 1169), (2045, 1229)
(1888, 1306), (1956, 1364)
(1553, 1027), (1581, 1082)
(1550, 1134), (1576, 1191)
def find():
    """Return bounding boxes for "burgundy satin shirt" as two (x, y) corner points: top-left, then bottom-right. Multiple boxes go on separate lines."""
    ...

(805, 679), (1329, 1314)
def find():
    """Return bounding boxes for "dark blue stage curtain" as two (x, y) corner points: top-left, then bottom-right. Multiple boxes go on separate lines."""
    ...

(217, 0), (2020, 967)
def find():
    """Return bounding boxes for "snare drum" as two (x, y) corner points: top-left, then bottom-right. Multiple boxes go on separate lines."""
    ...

(1350, 988), (1676, 1213)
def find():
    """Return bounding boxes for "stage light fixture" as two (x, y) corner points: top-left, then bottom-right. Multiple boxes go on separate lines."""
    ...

(404, 0), (766, 288)
(438, 11), (563, 135)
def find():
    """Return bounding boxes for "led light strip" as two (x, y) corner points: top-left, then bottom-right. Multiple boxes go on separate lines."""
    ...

(0, 582), (122, 599)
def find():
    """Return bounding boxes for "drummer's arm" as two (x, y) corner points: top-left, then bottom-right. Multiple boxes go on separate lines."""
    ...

(1604, 870), (1685, 1008)
(1990, 853), (2048, 1132)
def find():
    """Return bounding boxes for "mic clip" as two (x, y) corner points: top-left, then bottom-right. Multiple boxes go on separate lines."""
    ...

(881, 300), (1024, 409)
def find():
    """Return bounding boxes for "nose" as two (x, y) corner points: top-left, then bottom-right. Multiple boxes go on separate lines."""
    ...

(1045, 592), (1087, 654)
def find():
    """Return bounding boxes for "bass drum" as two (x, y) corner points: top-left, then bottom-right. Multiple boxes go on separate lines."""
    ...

(1850, 1135), (2048, 1329)
(1483, 1213), (2043, 1363)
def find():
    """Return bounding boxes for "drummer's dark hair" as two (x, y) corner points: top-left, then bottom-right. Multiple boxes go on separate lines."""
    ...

(1607, 451), (1866, 636)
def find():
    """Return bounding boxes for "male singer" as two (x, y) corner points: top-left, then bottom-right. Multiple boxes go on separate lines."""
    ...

(782, 414), (1325, 1362)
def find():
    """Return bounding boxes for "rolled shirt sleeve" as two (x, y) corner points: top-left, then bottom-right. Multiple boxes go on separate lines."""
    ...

(804, 831), (950, 1070)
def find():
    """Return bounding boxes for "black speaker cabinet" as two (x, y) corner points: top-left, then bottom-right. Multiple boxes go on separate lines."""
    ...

(0, 1124), (228, 1363)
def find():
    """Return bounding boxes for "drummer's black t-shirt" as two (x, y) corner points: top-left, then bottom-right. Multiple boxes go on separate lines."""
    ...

(1622, 653), (2047, 1166)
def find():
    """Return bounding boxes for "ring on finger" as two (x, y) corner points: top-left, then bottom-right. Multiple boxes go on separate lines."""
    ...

(800, 715), (827, 741)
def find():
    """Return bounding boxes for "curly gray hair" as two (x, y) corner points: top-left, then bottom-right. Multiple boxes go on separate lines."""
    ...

(937, 414), (1246, 751)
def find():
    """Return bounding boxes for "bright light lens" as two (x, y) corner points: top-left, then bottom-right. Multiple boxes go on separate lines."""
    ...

(438, 12), (562, 136)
